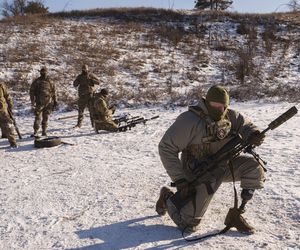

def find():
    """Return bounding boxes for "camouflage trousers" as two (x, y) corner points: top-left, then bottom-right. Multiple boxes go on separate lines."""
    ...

(0, 111), (16, 146)
(77, 95), (94, 127)
(33, 105), (52, 133)
(94, 120), (118, 132)
(166, 155), (265, 230)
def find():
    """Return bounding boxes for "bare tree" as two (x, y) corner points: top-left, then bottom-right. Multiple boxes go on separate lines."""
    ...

(1, 0), (48, 17)
(288, 0), (300, 11)
(1, 0), (27, 17)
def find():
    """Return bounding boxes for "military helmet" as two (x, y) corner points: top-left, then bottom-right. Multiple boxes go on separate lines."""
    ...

(206, 85), (229, 106)
(82, 64), (89, 71)
(40, 66), (47, 73)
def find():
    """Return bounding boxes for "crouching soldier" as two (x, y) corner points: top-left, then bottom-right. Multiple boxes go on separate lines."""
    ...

(156, 85), (266, 234)
(92, 89), (118, 133)
(0, 82), (17, 147)
(30, 67), (57, 137)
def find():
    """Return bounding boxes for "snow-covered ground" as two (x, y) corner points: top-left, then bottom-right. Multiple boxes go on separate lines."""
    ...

(0, 101), (299, 249)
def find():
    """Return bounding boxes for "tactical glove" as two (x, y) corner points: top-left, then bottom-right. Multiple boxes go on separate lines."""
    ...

(248, 130), (265, 146)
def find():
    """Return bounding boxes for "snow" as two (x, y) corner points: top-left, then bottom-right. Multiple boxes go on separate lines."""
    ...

(1, 101), (299, 249)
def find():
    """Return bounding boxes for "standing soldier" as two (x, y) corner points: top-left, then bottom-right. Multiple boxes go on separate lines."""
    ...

(73, 64), (100, 128)
(92, 88), (118, 133)
(30, 67), (57, 137)
(0, 82), (17, 147)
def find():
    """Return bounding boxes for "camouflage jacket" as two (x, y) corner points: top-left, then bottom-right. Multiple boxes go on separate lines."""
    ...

(73, 73), (100, 97)
(0, 83), (13, 113)
(92, 94), (114, 122)
(30, 76), (56, 106)
(158, 98), (259, 183)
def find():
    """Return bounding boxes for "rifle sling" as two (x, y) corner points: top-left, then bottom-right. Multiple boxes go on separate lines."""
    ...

(182, 161), (238, 242)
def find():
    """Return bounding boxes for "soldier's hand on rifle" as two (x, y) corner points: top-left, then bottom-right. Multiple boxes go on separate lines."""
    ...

(248, 130), (265, 146)
(175, 179), (190, 198)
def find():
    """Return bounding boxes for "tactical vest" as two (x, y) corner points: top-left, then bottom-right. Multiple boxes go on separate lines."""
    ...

(77, 74), (97, 96)
(181, 106), (235, 176)
(34, 78), (53, 106)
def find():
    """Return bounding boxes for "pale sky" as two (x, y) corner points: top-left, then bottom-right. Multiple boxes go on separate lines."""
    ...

(41, 0), (290, 13)
(0, 0), (292, 16)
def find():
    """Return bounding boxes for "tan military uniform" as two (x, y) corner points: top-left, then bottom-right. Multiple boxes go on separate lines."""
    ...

(92, 93), (118, 132)
(0, 83), (16, 146)
(159, 98), (265, 230)
(30, 76), (56, 135)
(73, 72), (100, 127)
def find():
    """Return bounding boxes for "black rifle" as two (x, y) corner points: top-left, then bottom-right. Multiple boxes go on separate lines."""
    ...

(170, 106), (298, 210)
(7, 108), (22, 139)
(118, 115), (159, 132)
(113, 115), (142, 125)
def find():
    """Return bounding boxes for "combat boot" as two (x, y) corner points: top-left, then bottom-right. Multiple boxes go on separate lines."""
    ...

(10, 142), (18, 148)
(74, 123), (82, 129)
(155, 187), (174, 216)
(31, 129), (39, 138)
(224, 207), (255, 234)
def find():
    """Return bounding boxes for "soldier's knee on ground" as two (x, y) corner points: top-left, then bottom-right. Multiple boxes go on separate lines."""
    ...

(166, 198), (201, 232)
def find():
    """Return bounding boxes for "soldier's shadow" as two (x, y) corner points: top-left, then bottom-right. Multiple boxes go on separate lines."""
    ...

(68, 215), (189, 250)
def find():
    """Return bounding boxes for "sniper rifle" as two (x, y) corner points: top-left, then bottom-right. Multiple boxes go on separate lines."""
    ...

(118, 115), (159, 132)
(113, 115), (142, 125)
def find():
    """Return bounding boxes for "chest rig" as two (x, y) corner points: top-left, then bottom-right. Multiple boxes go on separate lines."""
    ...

(182, 106), (232, 163)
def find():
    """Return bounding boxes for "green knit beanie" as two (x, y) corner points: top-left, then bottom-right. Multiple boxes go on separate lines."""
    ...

(206, 85), (229, 106)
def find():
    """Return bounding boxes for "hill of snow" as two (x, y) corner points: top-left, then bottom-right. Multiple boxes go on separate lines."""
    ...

(0, 9), (299, 111)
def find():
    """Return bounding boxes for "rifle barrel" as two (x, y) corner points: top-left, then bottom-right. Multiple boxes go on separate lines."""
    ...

(268, 106), (298, 131)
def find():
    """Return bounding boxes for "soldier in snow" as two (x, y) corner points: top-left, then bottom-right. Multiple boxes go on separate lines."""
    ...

(92, 88), (118, 133)
(73, 64), (100, 128)
(156, 85), (266, 234)
(30, 67), (57, 137)
(0, 82), (17, 147)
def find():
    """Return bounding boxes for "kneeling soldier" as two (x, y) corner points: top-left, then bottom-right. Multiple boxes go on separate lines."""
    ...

(92, 89), (118, 133)
(156, 85), (265, 234)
